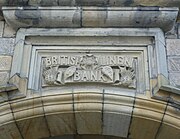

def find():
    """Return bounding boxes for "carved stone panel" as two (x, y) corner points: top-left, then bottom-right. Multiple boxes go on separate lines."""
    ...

(42, 53), (136, 89)
(9, 28), (168, 98)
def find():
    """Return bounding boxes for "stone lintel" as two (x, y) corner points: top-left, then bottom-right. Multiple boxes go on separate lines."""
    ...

(2, 6), (179, 32)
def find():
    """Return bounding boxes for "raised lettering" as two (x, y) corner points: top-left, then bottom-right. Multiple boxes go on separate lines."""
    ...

(52, 56), (58, 65)
(74, 71), (81, 81)
(45, 57), (52, 67)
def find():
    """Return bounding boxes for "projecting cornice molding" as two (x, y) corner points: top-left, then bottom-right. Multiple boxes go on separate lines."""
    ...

(2, 7), (179, 32)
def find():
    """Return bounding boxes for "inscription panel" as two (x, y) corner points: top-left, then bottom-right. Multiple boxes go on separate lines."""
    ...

(9, 28), (168, 97)
(40, 50), (143, 90)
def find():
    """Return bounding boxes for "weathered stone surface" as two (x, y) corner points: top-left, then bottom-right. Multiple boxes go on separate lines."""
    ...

(163, 104), (180, 129)
(2, 7), (178, 32)
(129, 97), (167, 139)
(0, 21), (4, 37)
(1, 0), (180, 22)
(3, 23), (16, 37)
(46, 114), (76, 136)
(82, 7), (178, 32)
(3, 7), (81, 30)
(0, 38), (15, 55)
(0, 92), (8, 103)
(156, 124), (180, 139)
(169, 73), (180, 87)
(0, 56), (12, 71)
(75, 112), (102, 134)
(129, 117), (161, 139)
(0, 72), (9, 86)
(166, 39), (180, 56)
(103, 112), (131, 137)
(17, 117), (50, 139)
(74, 93), (102, 134)
(9, 28), (167, 97)
(10, 97), (44, 120)
(0, 102), (13, 125)
(102, 93), (134, 137)
(168, 57), (180, 72)
(0, 123), (23, 139)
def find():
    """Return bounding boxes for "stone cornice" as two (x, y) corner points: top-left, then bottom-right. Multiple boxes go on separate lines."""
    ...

(2, 6), (179, 32)
(0, 0), (180, 22)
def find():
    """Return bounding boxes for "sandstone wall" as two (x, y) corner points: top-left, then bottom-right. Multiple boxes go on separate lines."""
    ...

(0, 21), (15, 90)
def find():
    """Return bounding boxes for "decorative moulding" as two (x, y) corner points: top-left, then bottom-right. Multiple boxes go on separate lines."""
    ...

(9, 28), (169, 99)
(2, 7), (179, 32)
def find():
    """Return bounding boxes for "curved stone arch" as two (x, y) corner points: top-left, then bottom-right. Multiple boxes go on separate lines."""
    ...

(0, 89), (179, 139)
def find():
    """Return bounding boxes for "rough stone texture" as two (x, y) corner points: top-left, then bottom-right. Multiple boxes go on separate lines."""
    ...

(0, 56), (12, 71)
(0, 21), (4, 37)
(0, 38), (15, 55)
(169, 73), (180, 87)
(3, 23), (16, 38)
(166, 39), (180, 56)
(168, 57), (180, 72)
(166, 39), (180, 87)
(0, 72), (9, 86)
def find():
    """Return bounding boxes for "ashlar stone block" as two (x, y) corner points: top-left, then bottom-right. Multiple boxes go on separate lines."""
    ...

(103, 94), (134, 138)
(3, 23), (16, 38)
(168, 57), (180, 72)
(156, 124), (180, 139)
(166, 39), (180, 56)
(17, 117), (50, 139)
(74, 93), (103, 135)
(169, 73), (180, 87)
(0, 72), (9, 86)
(0, 56), (12, 71)
(129, 117), (161, 139)
(0, 38), (15, 55)
(0, 123), (22, 139)
(75, 112), (102, 135)
(46, 113), (76, 136)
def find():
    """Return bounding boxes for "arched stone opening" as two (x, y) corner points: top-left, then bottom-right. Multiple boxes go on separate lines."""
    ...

(0, 89), (179, 139)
